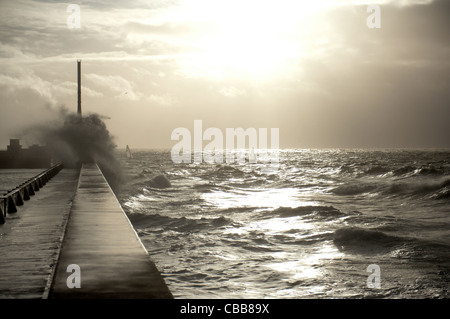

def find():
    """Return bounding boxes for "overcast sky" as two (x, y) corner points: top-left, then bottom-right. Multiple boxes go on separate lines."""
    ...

(0, 0), (449, 149)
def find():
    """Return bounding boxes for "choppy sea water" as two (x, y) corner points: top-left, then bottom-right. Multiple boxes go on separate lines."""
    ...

(115, 149), (450, 299)
(0, 169), (45, 193)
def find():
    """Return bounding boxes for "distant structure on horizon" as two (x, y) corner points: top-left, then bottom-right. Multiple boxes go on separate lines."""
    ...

(126, 145), (133, 159)
(0, 139), (52, 169)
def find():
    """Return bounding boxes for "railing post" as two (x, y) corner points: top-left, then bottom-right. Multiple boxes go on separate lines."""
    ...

(23, 186), (30, 200)
(0, 199), (5, 224)
(7, 196), (17, 214)
(15, 192), (24, 206)
(28, 184), (35, 196)
(37, 178), (43, 188)
(33, 180), (39, 192)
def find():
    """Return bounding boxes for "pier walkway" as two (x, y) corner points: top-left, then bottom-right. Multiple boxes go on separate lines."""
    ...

(48, 163), (173, 298)
(0, 163), (172, 299)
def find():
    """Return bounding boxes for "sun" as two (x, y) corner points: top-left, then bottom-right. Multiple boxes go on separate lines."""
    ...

(180, 0), (331, 80)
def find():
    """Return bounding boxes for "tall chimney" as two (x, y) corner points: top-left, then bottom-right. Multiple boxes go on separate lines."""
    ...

(77, 59), (82, 117)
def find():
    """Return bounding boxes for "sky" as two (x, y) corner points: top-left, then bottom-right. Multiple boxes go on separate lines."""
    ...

(0, 0), (449, 149)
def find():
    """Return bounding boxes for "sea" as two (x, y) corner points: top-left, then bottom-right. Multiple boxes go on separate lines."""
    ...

(3, 150), (448, 299)
(115, 149), (450, 299)
(0, 169), (45, 194)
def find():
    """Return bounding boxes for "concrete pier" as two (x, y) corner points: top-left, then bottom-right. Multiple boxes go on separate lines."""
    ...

(0, 163), (172, 299)
(48, 163), (173, 298)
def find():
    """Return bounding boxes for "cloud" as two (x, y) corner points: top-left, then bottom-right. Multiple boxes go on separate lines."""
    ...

(0, 43), (36, 61)
(84, 73), (141, 101)
(0, 70), (55, 102)
(218, 86), (247, 98)
(147, 94), (176, 106)
(124, 21), (191, 36)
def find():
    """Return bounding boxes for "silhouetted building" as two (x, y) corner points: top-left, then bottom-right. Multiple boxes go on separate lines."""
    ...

(0, 139), (52, 168)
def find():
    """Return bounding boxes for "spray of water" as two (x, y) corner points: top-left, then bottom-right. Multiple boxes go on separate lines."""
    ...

(22, 111), (124, 192)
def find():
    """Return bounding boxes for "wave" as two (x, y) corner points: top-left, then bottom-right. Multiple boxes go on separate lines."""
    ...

(128, 212), (234, 233)
(333, 225), (450, 259)
(382, 177), (450, 199)
(193, 183), (216, 193)
(365, 165), (390, 176)
(272, 232), (334, 246)
(342, 226), (450, 262)
(338, 163), (356, 174)
(414, 166), (444, 176)
(431, 186), (450, 200)
(208, 165), (246, 178)
(392, 165), (416, 177)
(199, 164), (276, 182)
(331, 183), (378, 196)
(127, 212), (172, 229)
(388, 165), (446, 178)
(331, 177), (450, 200)
(339, 163), (448, 179)
(267, 205), (345, 219)
(145, 174), (172, 188)
(333, 227), (405, 253)
(126, 173), (172, 195)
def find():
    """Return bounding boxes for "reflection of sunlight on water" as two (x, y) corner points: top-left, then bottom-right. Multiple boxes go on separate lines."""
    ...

(267, 260), (322, 280)
(214, 253), (240, 261)
(222, 216), (315, 238)
(266, 243), (342, 284)
(248, 217), (314, 234)
(202, 188), (309, 209)
(123, 194), (156, 210)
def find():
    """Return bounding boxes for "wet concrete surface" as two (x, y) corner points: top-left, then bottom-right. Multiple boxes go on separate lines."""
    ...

(0, 168), (79, 298)
(48, 163), (173, 299)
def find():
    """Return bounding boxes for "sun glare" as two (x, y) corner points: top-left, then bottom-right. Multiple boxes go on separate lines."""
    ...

(180, 0), (331, 79)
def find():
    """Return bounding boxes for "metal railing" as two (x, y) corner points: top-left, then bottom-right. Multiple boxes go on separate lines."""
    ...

(0, 163), (64, 224)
